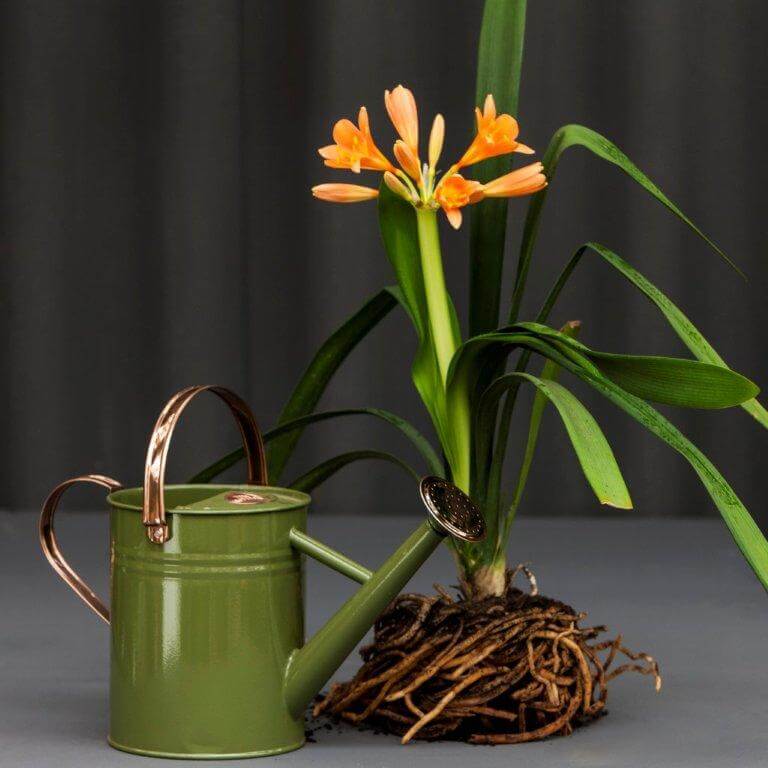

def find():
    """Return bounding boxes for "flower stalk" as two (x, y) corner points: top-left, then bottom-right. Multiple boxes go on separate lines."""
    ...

(415, 208), (455, 384)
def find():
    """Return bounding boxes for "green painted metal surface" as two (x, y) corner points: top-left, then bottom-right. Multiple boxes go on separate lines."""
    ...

(98, 483), (446, 759)
(288, 527), (373, 584)
(284, 520), (442, 718)
(107, 484), (309, 758)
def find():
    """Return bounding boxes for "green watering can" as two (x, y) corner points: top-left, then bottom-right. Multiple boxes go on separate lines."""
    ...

(39, 385), (485, 759)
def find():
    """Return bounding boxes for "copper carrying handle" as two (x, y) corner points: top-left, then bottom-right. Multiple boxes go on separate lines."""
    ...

(39, 474), (123, 624)
(143, 385), (268, 544)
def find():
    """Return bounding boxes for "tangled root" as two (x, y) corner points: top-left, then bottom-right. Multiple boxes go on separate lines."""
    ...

(315, 566), (661, 744)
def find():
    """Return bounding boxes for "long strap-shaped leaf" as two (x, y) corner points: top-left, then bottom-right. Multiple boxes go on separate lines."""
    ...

(449, 327), (756, 412)
(506, 322), (583, 519)
(454, 328), (768, 591)
(508, 124), (742, 324)
(511, 322), (759, 409)
(476, 321), (578, 513)
(266, 287), (400, 482)
(489, 236), (763, 512)
(538, 242), (768, 427)
(469, 0), (527, 335)
(480, 370), (631, 518)
(187, 287), (399, 484)
(188, 407), (443, 484)
(517, 334), (768, 592)
(288, 450), (420, 493)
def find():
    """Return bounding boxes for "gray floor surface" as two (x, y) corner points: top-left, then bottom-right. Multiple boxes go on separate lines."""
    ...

(2, 510), (767, 767)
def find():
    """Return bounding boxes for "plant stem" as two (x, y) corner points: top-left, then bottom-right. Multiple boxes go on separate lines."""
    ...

(416, 208), (456, 384)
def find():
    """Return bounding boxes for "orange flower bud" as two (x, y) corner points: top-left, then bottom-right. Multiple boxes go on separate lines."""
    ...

(428, 114), (445, 170)
(480, 162), (547, 199)
(394, 140), (422, 181)
(312, 183), (379, 203)
(383, 171), (414, 202)
(385, 85), (419, 154)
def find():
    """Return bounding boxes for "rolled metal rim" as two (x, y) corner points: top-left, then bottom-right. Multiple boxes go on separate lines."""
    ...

(108, 484), (311, 515)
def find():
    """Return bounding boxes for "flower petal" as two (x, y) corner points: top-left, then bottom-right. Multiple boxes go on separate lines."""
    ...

(332, 118), (360, 147)
(444, 208), (463, 229)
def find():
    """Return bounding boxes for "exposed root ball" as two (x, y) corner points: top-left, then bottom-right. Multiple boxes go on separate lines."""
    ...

(315, 567), (661, 744)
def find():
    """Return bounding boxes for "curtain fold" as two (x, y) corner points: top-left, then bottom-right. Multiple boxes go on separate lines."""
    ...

(2, 1), (766, 524)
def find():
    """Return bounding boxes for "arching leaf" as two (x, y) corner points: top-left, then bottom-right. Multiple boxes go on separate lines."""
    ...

(478, 372), (632, 513)
(508, 124), (741, 323)
(267, 287), (400, 481)
(188, 407), (443, 484)
(516, 333), (768, 592)
(538, 242), (768, 427)
(513, 322), (759, 409)
(288, 450), (420, 493)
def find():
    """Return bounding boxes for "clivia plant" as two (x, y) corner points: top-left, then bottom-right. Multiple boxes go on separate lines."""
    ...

(194, 0), (768, 745)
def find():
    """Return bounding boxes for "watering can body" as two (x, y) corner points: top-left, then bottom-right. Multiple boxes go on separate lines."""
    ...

(39, 386), (484, 759)
(108, 484), (310, 758)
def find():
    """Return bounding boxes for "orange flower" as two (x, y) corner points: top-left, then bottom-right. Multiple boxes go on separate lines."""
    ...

(312, 183), (379, 203)
(456, 95), (534, 169)
(434, 163), (546, 228)
(313, 85), (546, 223)
(319, 107), (394, 174)
(385, 85), (419, 154)
(434, 174), (483, 229)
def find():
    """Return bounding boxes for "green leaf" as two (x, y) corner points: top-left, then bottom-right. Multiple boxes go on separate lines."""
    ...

(188, 407), (443, 484)
(514, 322), (759, 409)
(507, 321), (583, 518)
(520, 335), (768, 592)
(288, 450), (420, 493)
(538, 242), (768, 427)
(454, 328), (768, 591)
(469, 0), (528, 335)
(378, 184), (428, 338)
(508, 124), (742, 323)
(479, 372), (632, 512)
(188, 447), (245, 485)
(265, 287), (398, 482)
(188, 287), (401, 485)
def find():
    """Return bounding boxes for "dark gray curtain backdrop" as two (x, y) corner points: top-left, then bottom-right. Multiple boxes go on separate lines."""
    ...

(3, 1), (767, 527)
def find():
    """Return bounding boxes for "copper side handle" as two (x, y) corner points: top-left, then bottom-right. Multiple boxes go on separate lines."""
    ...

(143, 385), (268, 544)
(39, 474), (123, 624)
